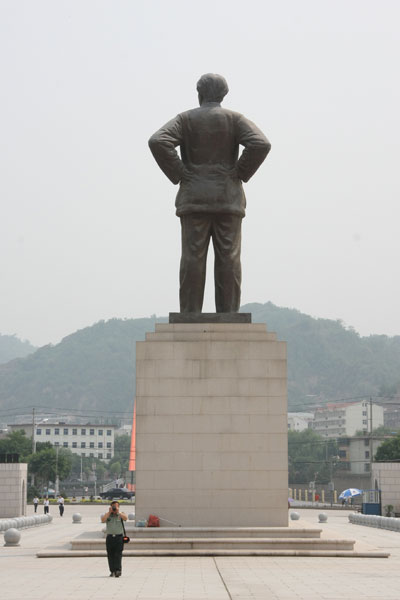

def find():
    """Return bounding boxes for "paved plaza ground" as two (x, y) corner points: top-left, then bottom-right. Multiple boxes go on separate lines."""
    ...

(1, 504), (399, 600)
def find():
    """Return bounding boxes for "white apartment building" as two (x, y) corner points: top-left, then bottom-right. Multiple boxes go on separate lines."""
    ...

(312, 401), (384, 438)
(8, 423), (115, 460)
(288, 412), (314, 432)
(338, 436), (386, 474)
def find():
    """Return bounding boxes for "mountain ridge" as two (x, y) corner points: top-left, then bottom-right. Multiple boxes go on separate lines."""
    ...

(0, 302), (399, 417)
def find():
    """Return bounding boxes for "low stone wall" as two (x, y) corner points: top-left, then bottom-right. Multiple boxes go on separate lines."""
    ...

(0, 514), (52, 531)
(349, 512), (400, 531)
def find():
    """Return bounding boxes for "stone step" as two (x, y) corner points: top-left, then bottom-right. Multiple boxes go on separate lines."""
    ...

(146, 331), (277, 342)
(71, 536), (356, 552)
(123, 526), (322, 538)
(37, 548), (389, 558)
(38, 527), (389, 558)
(156, 323), (267, 333)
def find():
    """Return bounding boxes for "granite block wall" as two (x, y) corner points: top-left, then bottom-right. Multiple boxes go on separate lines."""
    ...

(0, 463), (27, 518)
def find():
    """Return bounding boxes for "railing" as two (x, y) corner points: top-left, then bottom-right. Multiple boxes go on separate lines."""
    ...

(349, 513), (400, 530)
(101, 478), (124, 493)
(289, 488), (338, 503)
(0, 514), (52, 531)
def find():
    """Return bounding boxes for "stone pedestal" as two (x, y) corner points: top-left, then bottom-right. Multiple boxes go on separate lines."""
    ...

(135, 322), (288, 527)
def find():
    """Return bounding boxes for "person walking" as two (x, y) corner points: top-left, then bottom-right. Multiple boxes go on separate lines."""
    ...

(43, 497), (50, 514)
(101, 501), (127, 578)
(57, 495), (65, 516)
(33, 496), (39, 513)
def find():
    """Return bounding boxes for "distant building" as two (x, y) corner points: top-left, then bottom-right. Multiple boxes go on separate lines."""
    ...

(0, 426), (9, 439)
(311, 400), (384, 438)
(338, 436), (388, 474)
(383, 407), (400, 431)
(288, 412), (314, 432)
(115, 423), (132, 437)
(7, 423), (115, 460)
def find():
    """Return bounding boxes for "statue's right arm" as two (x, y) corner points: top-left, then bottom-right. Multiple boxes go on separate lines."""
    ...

(148, 116), (185, 184)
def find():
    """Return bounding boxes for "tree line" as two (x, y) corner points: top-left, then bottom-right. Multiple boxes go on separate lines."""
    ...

(3, 425), (400, 493)
(0, 429), (132, 497)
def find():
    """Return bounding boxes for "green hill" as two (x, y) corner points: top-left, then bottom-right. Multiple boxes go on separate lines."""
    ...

(0, 303), (399, 416)
(0, 317), (164, 417)
(0, 334), (37, 365)
(242, 302), (400, 409)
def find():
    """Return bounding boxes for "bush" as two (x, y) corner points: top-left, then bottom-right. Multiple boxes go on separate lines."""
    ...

(27, 485), (41, 501)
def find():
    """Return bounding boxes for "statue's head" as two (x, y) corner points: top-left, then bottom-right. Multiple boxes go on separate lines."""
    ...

(197, 73), (229, 105)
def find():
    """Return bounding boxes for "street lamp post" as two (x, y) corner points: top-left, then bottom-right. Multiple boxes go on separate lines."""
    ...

(31, 407), (35, 455)
(92, 462), (97, 498)
(32, 414), (49, 454)
(31, 411), (49, 487)
(329, 455), (340, 506)
(55, 445), (60, 495)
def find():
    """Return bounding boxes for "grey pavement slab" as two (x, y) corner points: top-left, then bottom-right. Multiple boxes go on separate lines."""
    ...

(1, 505), (399, 599)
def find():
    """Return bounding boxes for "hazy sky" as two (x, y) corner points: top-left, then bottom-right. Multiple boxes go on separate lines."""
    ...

(1, 0), (399, 347)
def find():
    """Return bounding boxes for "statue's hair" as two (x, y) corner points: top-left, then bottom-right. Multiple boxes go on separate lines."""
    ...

(196, 73), (229, 102)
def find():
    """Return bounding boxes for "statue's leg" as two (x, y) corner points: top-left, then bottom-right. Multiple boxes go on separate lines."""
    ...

(212, 214), (242, 312)
(179, 214), (211, 313)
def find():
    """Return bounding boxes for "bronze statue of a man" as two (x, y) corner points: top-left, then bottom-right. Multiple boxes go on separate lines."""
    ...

(149, 73), (271, 314)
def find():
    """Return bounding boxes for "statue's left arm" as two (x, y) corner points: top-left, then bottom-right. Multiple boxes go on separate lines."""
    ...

(236, 116), (271, 182)
(148, 116), (184, 184)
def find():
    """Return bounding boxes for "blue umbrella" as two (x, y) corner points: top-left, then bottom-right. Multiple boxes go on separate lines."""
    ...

(339, 488), (362, 499)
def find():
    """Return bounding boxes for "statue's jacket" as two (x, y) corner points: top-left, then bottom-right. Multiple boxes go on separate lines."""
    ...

(149, 102), (271, 217)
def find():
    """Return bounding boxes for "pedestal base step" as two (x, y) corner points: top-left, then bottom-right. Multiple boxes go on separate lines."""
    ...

(70, 536), (355, 552)
(37, 548), (389, 558)
(35, 526), (389, 558)
(123, 526), (322, 538)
